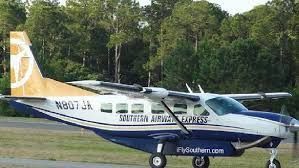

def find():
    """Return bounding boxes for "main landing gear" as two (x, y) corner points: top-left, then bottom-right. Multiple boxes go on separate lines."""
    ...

(149, 142), (167, 168)
(265, 149), (281, 168)
(149, 153), (167, 168)
(149, 155), (210, 168)
(149, 142), (210, 168)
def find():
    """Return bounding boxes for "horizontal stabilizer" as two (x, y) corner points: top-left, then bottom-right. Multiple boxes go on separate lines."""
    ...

(0, 95), (46, 101)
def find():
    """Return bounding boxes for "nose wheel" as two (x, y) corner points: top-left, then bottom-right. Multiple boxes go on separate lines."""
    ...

(265, 149), (281, 168)
(266, 159), (281, 168)
(192, 156), (210, 168)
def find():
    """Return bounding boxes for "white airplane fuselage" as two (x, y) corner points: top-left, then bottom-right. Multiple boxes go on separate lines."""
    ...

(11, 93), (291, 149)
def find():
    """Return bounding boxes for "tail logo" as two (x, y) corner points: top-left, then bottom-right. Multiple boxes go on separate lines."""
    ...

(10, 36), (34, 89)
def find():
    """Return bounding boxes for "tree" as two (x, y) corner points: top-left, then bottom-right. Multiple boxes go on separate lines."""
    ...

(142, 0), (181, 85)
(24, 0), (69, 72)
(149, 0), (227, 70)
(100, 0), (141, 83)
(220, 14), (250, 42)
(248, 0), (298, 88)
(66, 0), (108, 76)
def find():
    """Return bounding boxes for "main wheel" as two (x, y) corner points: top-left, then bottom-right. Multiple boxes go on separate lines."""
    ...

(265, 159), (281, 168)
(149, 153), (167, 168)
(192, 156), (210, 168)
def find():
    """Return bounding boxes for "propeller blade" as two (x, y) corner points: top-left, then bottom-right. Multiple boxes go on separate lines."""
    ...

(293, 132), (298, 160)
(280, 104), (289, 116)
(277, 105), (298, 160)
(289, 119), (299, 132)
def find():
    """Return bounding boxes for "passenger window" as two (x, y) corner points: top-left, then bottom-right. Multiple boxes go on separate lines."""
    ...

(151, 103), (164, 114)
(174, 104), (187, 114)
(131, 104), (144, 114)
(101, 103), (112, 113)
(193, 104), (209, 116)
(116, 103), (128, 114)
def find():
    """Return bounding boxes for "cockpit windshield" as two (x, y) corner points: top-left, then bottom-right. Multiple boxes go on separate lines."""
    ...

(205, 97), (247, 115)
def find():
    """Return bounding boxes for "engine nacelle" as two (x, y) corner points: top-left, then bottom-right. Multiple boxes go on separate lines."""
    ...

(143, 87), (169, 99)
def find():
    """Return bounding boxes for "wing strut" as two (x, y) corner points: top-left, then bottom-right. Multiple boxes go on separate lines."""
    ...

(161, 100), (191, 135)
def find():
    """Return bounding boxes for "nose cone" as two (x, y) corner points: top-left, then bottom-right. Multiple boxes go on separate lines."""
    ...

(289, 119), (299, 132)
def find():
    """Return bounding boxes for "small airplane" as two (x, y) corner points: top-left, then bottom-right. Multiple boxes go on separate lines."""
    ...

(1, 31), (299, 168)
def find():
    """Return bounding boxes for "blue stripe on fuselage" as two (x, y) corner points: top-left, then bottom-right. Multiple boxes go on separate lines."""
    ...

(235, 110), (293, 125)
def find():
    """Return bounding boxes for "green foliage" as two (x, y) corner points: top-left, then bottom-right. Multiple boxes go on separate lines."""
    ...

(0, 0), (26, 34)
(24, 0), (70, 65)
(0, 75), (22, 116)
(163, 41), (195, 90)
(47, 58), (100, 82)
(149, 0), (227, 69)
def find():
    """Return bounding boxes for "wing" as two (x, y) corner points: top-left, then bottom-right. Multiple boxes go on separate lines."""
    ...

(0, 95), (46, 101)
(224, 92), (292, 101)
(67, 80), (200, 102)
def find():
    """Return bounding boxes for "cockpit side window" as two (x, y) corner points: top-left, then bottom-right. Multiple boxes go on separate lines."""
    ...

(205, 97), (247, 115)
(193, 104), (209, 116)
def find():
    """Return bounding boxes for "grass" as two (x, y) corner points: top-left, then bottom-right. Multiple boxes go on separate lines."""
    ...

(0, 116), (51, 123)
(0, 126), (298, 168)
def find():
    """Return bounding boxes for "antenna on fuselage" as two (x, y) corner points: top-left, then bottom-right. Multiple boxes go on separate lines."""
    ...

(185, 83), (193, 93)
(198, 84), (205, 93)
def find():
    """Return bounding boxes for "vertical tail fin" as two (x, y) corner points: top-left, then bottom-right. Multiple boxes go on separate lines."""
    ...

(10, 32), (44, 96)
(10, 31), (95, 97)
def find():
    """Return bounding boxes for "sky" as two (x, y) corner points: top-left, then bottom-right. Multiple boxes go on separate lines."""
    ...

(58, 0), (270, 15)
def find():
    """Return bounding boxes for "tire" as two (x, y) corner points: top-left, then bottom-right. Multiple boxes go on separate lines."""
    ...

(192, 156), (210, 168)
(265, 159), (281, 168)
(149, 153), (167, 168)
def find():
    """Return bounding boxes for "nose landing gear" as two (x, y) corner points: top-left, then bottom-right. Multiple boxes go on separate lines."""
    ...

(192, 156), (210, 168)
(265, 149), (281, 168)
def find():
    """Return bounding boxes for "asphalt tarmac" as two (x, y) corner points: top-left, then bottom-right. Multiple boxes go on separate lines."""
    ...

(0, 157), (145, 168)
(0, 118), (80, 131)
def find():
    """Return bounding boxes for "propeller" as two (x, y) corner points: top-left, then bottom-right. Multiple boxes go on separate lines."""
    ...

(280, 105), (289, 116)
(280, 105), (299, 160)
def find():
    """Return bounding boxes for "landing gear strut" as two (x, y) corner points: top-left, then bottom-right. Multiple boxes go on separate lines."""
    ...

(192, 156), (210, 168)
(265, 149), (281, 168)
(149, 142), (167, 168)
